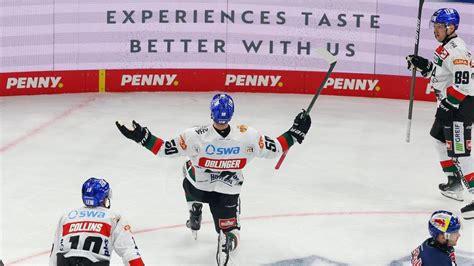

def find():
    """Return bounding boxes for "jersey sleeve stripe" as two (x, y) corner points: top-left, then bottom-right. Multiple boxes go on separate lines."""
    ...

(145, 135), (164, 155)
(277, 132), (294, 152)
(446, 85), (467, 105)
(129, 257), (145, 266)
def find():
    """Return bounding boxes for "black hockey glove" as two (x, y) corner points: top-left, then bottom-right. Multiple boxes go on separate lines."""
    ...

(116, 120), (151, 146)
(288, 110), (311, 144)
(406, 55), (433, 77)
(435, 99), (455, 124)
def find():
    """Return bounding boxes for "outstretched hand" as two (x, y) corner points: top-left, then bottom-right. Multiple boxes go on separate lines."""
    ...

(116, 120), (151, 146)
(288, 110), (312, 144)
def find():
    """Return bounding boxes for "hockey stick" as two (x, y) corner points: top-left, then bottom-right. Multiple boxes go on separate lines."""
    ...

(275, 48), (337, 170)
(406, 0), (425, 143)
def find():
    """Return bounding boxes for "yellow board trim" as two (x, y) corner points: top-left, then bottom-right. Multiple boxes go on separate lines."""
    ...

(99, 69), (106, 93)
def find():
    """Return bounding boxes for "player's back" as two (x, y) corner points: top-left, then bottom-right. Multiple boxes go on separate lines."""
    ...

(54, 206), (119, 262)
(411, 238), (456, 266)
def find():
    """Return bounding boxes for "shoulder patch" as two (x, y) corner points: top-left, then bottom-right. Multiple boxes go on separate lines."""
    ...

(124, 224), (132, 232)
(179, 135), (187, 150)
(435, 45), (450, 60)
(237, 125), (248, 133)
(453, 59), (469, 66)
(258, 136), (264, 149)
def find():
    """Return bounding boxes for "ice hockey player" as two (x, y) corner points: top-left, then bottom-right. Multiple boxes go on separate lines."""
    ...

(116, 93), (311, 265)
(49, 178), (144, 266)
(406, 8), (474, 219)
(411, 210), (461, 266)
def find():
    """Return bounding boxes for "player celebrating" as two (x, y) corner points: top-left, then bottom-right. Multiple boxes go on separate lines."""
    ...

(411, 210), (461, 266)
(406, 8), (474, 219)
(116, 93), (311, 265)
(49, 178), (144, 266)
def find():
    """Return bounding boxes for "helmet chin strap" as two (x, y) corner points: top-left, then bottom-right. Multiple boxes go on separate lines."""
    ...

(442, 25), (456, 44)
(444, 232), (451, 240)
(103, 198), (111, 209)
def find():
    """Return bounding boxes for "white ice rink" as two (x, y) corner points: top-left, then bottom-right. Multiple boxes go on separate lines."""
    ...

(1, 92), (473, 265)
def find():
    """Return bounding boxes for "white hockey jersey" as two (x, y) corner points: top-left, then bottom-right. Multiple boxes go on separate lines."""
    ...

(49, 206), (143, 266)
(146, 124), (291, 195)
(428, 36), (473, 105)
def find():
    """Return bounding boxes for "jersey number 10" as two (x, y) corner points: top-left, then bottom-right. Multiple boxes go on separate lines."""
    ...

(69, 235), (103, 253)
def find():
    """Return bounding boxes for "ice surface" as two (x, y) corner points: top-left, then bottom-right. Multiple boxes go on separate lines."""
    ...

(1, 92), (473, 265)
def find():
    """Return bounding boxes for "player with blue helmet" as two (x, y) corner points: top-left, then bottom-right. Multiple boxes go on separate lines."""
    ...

(82, 177), (112, 208)
(406, 8), (474, 219)
(430, 8), (460, 42)
(210, 93), (235, 124)
(116, 93), (311, 265)
(50, 178), (144, 266)
(411, 210), (461, 266)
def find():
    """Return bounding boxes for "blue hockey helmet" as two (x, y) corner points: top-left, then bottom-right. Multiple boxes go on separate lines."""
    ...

(431, 8), (460, 30)
(82, 178), (111, 208)
(428, 210), (461, 240)
(210, 93), (234, 124)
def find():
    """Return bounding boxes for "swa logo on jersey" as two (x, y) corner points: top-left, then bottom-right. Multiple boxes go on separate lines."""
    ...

(205, 144), (240, 155)
(68, 210), (106, 219)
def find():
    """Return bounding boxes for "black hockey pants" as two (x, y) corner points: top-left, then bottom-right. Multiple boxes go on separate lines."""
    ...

(183, 178), (241, 233)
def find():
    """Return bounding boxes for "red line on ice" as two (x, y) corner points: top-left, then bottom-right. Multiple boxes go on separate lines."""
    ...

(0, 96), (97, 153)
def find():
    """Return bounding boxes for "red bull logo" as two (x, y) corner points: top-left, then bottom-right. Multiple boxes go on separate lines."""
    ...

(433, 218), (446, 228)
(432, 216), (450, 232)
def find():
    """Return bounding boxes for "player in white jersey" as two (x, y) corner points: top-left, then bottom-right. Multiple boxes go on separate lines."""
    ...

(116, 93), (311, 265)
(406, 8), (474, 219)
(49, 178), (144, 266)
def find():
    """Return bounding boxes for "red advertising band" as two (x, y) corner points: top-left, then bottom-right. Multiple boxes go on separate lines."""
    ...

(0, 69), (433, 101)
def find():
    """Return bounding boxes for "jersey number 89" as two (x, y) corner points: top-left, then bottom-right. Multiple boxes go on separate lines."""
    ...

(454, 71), (470, 84)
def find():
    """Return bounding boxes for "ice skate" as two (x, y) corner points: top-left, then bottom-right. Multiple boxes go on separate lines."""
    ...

(461, 201), (474, 220)
(186, 203), (203, 240)
(439, 175), (464, 202)
(216, 231), (230, 266)
(216, 230), (238, 266)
